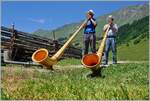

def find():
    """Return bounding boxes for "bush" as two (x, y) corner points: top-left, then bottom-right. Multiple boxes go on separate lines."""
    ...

(58, 37), (67, 41)
(133, 39), (141, 45)
(74, 42), (80, 46)
(126, 43), (129, 47)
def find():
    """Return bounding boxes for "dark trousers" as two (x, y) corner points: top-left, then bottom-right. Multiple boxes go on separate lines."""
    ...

(83, 34), (96, 55)
(104, 38), (117, 64)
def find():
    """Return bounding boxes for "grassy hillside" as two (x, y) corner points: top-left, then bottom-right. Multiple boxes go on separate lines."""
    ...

(32, 3), (149, 42)
(116, 16), (149, 44)
(117, 39), (148, 61)
(1, 3), (149, 101)
(109, 16), (149, 61)
(1, 63), (149, 100)
(32, 4), (149, 61)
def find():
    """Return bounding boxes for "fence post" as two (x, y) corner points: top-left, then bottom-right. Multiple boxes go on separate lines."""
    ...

(8, 23), (17, 60)
(52, 30), (59, 52)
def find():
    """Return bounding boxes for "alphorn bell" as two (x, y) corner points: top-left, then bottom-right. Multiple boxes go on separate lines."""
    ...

(81, 25), (110, 71)
(32, 20), (87, 69)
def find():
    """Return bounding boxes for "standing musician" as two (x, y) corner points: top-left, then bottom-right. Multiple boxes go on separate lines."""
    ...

(103, 15), (118, 65)
(83, 10), (97, 55)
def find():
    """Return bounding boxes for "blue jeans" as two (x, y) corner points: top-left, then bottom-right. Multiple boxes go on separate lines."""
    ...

(104, 38), (117, 64)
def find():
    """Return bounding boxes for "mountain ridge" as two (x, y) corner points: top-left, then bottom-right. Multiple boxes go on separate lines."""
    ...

(32, 3), (149, 43)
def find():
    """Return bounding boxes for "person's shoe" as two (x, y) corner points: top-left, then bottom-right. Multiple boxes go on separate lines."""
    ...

(104, 64), (109, 67)
(103, 62), (108, 65)
(112, 62), (117, 64)
(101, 63), (109, 68)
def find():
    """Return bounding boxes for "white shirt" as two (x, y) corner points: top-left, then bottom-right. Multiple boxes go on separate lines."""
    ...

(103, 24), (118, 36)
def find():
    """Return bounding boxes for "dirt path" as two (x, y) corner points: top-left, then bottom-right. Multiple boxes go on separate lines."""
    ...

(55, 61), (148, 68)
(2, 61), (148, 71)
(108, 60), (148, 64)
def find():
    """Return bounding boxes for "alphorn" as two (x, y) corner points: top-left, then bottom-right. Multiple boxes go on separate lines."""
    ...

(32, 20), (87, 69)
(81, 25), (110, 71)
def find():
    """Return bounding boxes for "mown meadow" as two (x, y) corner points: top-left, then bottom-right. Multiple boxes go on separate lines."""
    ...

(1, 2), (149, 100)
(1, 59), (149, 100)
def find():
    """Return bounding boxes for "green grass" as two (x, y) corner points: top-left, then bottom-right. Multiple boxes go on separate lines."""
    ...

(1, 63), (149, 100)
(58, 38), (149, 65)
(105, 38), (149, 61)
(117, 39), (149, 61)
(57, 58), (81, 66)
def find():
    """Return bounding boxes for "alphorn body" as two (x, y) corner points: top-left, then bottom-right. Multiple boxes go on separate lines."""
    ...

(81, 25), (110, 71)
(32, 20), (87, 69)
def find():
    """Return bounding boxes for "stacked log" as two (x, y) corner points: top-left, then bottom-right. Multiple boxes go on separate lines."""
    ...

(1, 26), (82, 63)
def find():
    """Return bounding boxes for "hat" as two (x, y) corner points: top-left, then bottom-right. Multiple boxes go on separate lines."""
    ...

(108, 15), (114, 19)
(87, 10), (95, 15)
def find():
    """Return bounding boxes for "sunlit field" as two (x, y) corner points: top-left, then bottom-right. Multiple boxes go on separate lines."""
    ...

(1, 60), (149, 100)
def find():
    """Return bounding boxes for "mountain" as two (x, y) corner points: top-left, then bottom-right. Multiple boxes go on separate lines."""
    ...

(32, 3), (149, 45)
(116, 16), (149, 44)
(115, 16), (149, 61)
(33, 29), (52, 39)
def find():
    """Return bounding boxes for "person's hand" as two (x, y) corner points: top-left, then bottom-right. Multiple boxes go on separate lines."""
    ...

(106, 24), (111, 31)
(108, 22), (111, 26)
(87, 16), (91, 20)
(108, 23), (113, 30)
(87, 15), (93, 20)
(107, 24), (110, 28)
(109, 23), (114, 27)
(83, 19), (89, 27)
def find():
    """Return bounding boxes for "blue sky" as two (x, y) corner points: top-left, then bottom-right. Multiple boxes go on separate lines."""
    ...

(2, 1), (148, 33)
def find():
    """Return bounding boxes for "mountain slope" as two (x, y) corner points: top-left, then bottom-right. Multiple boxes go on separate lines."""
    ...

(33, 3), (149, 42)
(109, 16), (149, 61)
(116, 16), (149, 44)
(32, 3), (149, 61)
(117, 39), (149, 61)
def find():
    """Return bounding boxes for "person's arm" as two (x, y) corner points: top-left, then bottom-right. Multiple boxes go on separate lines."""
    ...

(114, 24), (118, 32)
(103, 24), (109, 32)
(90, 18), (97, 27)
(83, 19), (89, 28)
(101, 24), (108, 38)
(111, 24), (118, 33)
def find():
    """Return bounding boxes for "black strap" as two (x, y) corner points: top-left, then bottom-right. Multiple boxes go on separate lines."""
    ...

(107, 36), (116, 38)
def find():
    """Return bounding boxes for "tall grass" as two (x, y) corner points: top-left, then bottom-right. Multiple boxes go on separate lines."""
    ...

(1, 63), (149, 100)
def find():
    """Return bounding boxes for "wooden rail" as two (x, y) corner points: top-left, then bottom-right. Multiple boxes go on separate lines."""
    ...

(1, 26), (82, 64)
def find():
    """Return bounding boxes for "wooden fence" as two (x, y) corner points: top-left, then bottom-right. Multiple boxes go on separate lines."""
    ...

(1, 25), (82, 63)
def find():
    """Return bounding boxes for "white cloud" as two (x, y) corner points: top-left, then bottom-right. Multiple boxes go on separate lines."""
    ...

(28, 18), (45, 24)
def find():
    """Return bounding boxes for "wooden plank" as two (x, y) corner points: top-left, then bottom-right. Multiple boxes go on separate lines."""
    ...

(1, 26), (11, 32)
(15, 36), (53, 47)
(1, 26), (52, 42)
(1, 26), (82, 60)
(1, 41), (11, 46)
(14, 43), (53, 52)
(13, 43), (38, 50)
(16, 31), (52, 42)
(1, 31), (12, 37)
(1, 36), (11, 42)
(1, 46), (10, 49)
(16, 33), (50, 43)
